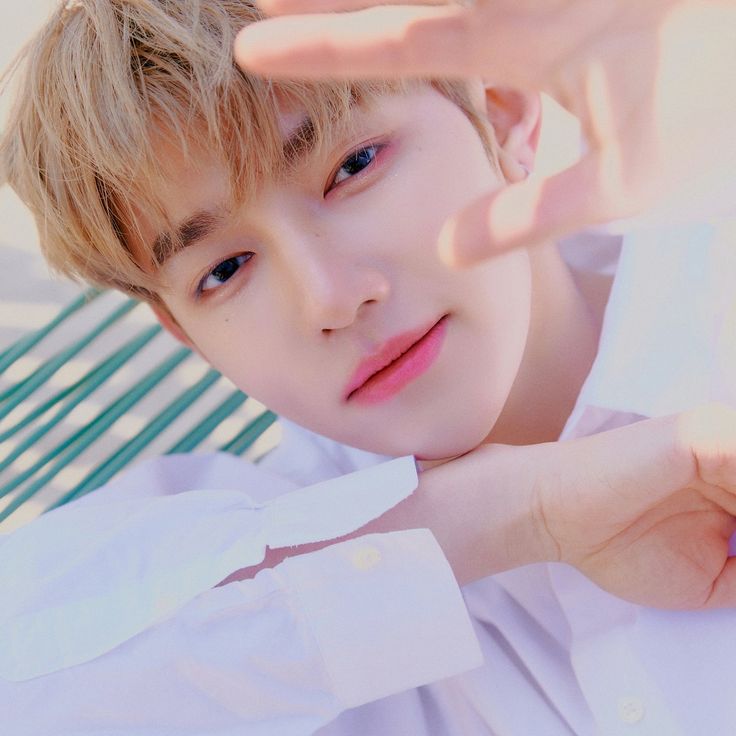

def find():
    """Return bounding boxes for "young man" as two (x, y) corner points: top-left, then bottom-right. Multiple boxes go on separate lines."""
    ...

(1, 1), (736, 733)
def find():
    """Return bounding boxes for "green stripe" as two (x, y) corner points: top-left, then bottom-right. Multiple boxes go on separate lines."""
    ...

(0, 299), (139, 419)
(0, 289), (102, 374)
(219, 410), (278, 456)
(0, 348), (191, 523)
(53, 369), (223, 506)
(166, 389), (247, 454)
(0, 325), (161, 470)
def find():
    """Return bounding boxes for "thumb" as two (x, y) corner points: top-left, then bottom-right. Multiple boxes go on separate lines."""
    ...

(438, 153), (622, 266)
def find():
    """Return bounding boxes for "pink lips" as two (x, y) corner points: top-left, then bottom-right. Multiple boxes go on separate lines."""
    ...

(345, 316), (448, 405)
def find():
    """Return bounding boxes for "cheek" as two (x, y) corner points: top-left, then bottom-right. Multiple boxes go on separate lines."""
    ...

(469, 249), (532, 382)
(371, 135), (504, 257)
(474, 250), (533, 355)
(178, 313), (283, 399)
(423, 250), (533, 457)
(185, 315), (328, 430)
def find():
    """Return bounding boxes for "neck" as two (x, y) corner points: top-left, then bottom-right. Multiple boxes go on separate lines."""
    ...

(485, 243), (611, 446)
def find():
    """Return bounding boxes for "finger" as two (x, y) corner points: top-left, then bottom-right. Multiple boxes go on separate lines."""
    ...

(438, 151), (632, 265)
(258, 0), (451, 16)
(698, 482), (736, 521)
(702, 551), (736, 609)
(235, 4), (478, 78)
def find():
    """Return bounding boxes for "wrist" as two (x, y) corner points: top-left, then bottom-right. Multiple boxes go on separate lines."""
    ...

(408, 444), (560, 585)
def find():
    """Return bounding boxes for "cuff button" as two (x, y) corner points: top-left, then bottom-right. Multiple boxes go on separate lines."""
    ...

(351, 546), (382, 571)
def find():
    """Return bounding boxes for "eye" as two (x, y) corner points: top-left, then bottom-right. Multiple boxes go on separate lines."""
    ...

(198, 253), (254, 295)
(329, 144), (381, 191)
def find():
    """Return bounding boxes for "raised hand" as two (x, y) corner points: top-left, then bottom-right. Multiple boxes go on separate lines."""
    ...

(497, 403), (736, 609)
(236, 0), (736, 263)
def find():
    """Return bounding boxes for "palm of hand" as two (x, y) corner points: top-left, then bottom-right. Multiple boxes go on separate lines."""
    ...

(570, 488), (735, 610)
(534, 404), (736, 610)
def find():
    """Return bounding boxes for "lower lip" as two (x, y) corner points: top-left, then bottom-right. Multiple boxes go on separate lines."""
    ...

(349, 316), (448, 405)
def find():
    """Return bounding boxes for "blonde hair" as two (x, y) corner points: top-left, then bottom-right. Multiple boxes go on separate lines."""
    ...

(1, 0), (497, 301)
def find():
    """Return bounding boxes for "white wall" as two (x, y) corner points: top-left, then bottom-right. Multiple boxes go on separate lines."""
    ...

(0, 0), (80, 331)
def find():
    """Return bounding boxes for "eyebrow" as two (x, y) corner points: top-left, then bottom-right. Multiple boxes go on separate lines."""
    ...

(282, 116), (318, 167)
(151, 114), (333, 265)
(152, 209), (225, 266)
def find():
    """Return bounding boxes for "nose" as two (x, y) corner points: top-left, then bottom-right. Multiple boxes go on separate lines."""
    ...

(280, 228), (391, 333)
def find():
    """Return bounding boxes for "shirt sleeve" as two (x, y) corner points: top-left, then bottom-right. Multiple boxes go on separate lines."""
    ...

(0, 529), (481, 736)
(0, 455), (482, 734)
(0, 457), (419, 679)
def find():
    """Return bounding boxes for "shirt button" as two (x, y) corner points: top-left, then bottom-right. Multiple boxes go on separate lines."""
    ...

(351, 546), (382, 571)
(617, 696), (645, 724)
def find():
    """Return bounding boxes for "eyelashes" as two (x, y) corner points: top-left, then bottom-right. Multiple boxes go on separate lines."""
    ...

(197, 252), (254, 294)
(327, 143), (382, 192)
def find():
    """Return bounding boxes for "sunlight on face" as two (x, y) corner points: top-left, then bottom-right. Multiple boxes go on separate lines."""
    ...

(133, 87), (533, 460)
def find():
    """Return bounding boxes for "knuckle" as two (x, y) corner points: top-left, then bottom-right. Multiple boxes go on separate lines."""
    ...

(677, 403), (736, 487)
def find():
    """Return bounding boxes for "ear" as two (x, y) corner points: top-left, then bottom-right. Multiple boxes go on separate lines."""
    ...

(149, 302), (196, 350)
(483, 86), (542, 183)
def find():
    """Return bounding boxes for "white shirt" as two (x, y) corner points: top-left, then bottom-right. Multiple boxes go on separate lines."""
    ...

(2, 220), (735, 735)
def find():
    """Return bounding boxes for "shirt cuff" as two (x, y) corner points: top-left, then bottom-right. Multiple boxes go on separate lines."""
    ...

(275, 528), (483, 709)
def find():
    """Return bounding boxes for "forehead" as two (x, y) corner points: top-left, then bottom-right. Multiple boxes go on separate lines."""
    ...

(123, 133), (226, 264)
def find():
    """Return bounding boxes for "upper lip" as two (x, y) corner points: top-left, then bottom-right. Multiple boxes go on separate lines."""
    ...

(344, 316), (444, 401)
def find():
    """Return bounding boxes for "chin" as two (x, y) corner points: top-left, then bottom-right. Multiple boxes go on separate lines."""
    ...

(411, 427), (492, 462)
(342, 409), (499, 461)
(412, 396), (505, 460)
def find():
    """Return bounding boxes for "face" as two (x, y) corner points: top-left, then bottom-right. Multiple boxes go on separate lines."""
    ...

(136, 87), (533, 459)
